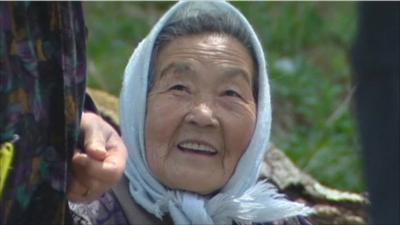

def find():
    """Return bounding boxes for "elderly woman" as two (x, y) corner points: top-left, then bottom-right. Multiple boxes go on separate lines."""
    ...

(71, 1), (313, 224)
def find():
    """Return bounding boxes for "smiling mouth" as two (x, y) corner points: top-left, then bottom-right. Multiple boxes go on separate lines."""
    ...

(177, 141), (218, 156)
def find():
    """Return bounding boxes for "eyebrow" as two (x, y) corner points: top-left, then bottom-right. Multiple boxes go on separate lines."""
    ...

(159, 63), (252, 86)
(159, 63), (193, 80)
(221, 68), (252, 86)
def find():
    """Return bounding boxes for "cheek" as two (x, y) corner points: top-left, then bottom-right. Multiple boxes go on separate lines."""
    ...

(146, 97), (188, 141)
(146, 103), (172, 153)
(223, 108), (256, 165)
(145, 102), (171, 179)
(145, 97), (187, 164)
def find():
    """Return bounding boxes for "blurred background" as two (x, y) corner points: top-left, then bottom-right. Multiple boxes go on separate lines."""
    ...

(83, 2), (364, 193)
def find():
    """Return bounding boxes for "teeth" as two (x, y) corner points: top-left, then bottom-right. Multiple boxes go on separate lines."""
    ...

(180, 142), (217, 153)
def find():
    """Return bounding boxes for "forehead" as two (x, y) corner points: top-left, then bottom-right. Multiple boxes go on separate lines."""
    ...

(155, 34), (255, 77)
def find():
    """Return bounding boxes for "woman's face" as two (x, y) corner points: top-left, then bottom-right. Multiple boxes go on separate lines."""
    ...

(145, 34), (257, 194)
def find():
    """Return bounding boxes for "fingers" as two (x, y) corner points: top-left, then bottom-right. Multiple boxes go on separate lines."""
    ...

(104, 132), (128, 175)
(69, 152), (92, 203)
(70, 151), (106, 203)
(68, 112), (128, 203)
(68, 178), (92, 203)
(74, 151), (120, 183)
(75, 140), (126, 184)
(82, 112), (127, 182)
(81, 113), (107, 161)
(68, 178), (103, 203)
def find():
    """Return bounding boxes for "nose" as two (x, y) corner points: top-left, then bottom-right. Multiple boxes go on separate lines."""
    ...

(184, 103), (219, 127)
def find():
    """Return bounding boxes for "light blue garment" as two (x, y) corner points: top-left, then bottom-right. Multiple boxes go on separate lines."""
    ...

(120, 1), (313, 224)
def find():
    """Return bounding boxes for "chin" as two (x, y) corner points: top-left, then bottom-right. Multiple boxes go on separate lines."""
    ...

(169, 179), (225, 196)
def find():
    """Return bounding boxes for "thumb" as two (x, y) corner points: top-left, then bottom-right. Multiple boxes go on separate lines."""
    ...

(86, 141), (107, 161)
(83, 124), (107, 161)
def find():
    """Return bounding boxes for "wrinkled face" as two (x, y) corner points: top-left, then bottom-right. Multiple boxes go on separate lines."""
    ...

(145, 34), (257, 194)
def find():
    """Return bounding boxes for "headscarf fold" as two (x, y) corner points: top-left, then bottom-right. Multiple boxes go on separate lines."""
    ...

(120, 1), (313, 224)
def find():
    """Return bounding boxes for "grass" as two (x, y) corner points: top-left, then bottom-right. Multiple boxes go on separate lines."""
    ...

(84, 2), (365, 192)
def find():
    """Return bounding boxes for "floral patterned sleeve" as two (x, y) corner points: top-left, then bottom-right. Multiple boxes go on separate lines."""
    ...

(0, 2), (87, 225)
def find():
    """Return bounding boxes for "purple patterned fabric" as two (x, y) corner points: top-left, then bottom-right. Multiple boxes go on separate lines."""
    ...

(0, 2), (87, 224)
(71, 192), (129, 225)
(71, 188), (312, 225)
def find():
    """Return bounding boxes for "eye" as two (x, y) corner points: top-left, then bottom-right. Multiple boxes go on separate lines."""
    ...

(169, 84), (188, 92)
(224, 89), (242, 98)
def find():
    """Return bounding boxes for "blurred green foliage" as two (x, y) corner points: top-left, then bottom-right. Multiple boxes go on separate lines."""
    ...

(84, 2), (364, 192)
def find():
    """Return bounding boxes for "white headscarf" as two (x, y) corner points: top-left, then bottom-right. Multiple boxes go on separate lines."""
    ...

(120, 1), (313, 224)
